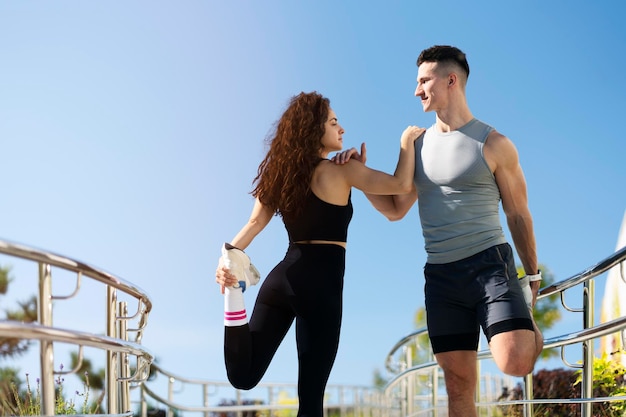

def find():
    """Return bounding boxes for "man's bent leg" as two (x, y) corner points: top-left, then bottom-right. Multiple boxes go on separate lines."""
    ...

(489, 323), (543, 376)
(482, 243), (544, 376)
(435, 350), (478, 417)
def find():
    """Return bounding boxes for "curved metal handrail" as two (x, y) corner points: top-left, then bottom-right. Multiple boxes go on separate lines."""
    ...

(0, 238), (152, 315)
(0, 238), (155, 416)
(0, 321), (154, 365)
(141, 383), (304, 413)
(384, 326), (428, 373)
(139, 362), (386, 416)
(539, 245), (626, 297)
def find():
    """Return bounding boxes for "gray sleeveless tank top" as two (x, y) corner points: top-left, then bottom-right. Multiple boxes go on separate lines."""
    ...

(414, 118), (506, 264)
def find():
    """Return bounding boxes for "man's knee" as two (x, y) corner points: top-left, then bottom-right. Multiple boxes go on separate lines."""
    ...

(490, 329), (539, 376)
(442, 367), (477, 398)
(436, 351), (478, 395)
(498, 357), (536, 377)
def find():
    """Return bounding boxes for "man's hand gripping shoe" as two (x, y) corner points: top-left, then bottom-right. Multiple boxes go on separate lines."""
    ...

(219, 243), (261, 292)
(519, 271), (542, 310)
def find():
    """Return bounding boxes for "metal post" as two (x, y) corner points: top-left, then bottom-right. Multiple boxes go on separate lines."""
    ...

(338, 386), (345, 417)
(405, 346), (414, 417)
(477, 372), (494, 417)
(106, 285), (118, 414)
(236, 389), (242, 417)
(118, 302), (130, 413)
(475, 353), (481, 405)
(432, 365), (439, 417)
(140, 387), (147, 417)
(582, 279), (595, 417)
(203, 383), (209, 417)
(400, 376), (407, 417)
(38, 263), (55, 416)
(523, 373), (533, 417)
(167, 377), (175, 417)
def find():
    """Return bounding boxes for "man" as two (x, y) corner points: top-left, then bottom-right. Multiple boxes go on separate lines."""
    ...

(335, 45), (543, 417)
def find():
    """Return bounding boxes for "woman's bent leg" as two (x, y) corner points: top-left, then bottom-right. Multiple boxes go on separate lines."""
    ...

(224, 254), (296, 389)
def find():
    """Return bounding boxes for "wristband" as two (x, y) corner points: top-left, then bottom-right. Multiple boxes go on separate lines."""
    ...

(526, 270), (542, 282)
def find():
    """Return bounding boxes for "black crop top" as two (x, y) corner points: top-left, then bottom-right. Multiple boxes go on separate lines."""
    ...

(283, 191), (353, 243)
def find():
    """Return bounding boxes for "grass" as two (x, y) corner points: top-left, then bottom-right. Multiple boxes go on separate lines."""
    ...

(5, 370), (99, 416)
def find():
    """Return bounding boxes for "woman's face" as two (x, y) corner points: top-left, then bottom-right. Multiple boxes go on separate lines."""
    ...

(320, 108), (344, 155)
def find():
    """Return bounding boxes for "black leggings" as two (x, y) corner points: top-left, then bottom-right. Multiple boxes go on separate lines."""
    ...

(224, 243), (345, 417)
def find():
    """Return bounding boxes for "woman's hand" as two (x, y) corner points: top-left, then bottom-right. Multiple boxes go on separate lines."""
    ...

(215, 264), (238, 294)
(400, 126), (426, 148)
(330, 142), (367, 165)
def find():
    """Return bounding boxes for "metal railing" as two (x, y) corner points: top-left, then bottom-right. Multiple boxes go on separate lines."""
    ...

(4, 236), (626, 416)
(383, 245), (626, 417)
(137, 362), (387, 417)
(0, 238), (154, 416)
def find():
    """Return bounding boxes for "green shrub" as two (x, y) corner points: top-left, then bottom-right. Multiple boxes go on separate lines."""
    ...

(574, 353), (626, 416)
(501, 356), (626, 417)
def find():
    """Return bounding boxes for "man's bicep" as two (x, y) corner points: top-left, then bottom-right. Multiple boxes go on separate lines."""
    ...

(496, 163), (529, 217)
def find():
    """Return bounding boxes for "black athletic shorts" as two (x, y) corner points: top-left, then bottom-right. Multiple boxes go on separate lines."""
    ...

(424, 243), (534, 354)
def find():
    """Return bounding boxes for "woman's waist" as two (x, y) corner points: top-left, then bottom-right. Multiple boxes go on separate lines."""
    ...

(293, 239), (347, 249)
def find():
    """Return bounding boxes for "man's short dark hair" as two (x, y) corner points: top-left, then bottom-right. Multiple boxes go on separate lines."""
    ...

(417, 45), (470, 79)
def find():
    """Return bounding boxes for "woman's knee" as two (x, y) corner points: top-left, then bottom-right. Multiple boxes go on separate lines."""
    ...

(229, 380), (258, 391)
(227, 372), (260, 390)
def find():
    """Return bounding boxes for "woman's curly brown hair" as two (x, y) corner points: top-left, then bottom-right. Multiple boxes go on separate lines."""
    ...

(252, 91), (329, 221)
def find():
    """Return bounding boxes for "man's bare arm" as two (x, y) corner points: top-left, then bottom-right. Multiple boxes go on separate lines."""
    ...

(487, 132), (540, 301)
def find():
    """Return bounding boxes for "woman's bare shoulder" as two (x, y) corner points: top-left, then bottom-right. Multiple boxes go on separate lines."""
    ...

(311, 160), (352, 204)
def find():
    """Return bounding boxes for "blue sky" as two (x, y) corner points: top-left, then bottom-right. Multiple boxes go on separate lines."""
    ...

(1, 0), (625, 401)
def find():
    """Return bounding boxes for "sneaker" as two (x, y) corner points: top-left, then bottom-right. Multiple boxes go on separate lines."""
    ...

(519, 275), (533, 310)
(221, 243), (260, 292)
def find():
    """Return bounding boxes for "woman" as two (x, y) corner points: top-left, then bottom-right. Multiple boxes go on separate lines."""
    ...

(215, 91), (423, 416)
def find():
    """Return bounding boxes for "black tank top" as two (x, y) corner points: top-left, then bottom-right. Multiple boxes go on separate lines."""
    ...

(284, 191), (353, 243)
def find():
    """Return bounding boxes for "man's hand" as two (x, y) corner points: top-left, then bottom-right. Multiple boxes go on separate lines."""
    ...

(331, 142), (367, 165)
(530, 280), (541, 308)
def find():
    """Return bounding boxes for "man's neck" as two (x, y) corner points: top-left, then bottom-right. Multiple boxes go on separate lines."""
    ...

(434, 102), (474, 132)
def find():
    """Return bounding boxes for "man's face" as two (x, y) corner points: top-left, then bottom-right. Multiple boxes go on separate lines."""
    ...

(415, 61), (448, 113)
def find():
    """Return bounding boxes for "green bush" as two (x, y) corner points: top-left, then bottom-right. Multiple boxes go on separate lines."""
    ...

(574, 353), (626, 416)
(501, 356), (626, 417)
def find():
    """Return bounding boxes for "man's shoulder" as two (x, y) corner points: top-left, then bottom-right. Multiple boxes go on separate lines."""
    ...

(485, 129), (511, 145)
(484, 129), (518, 169)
